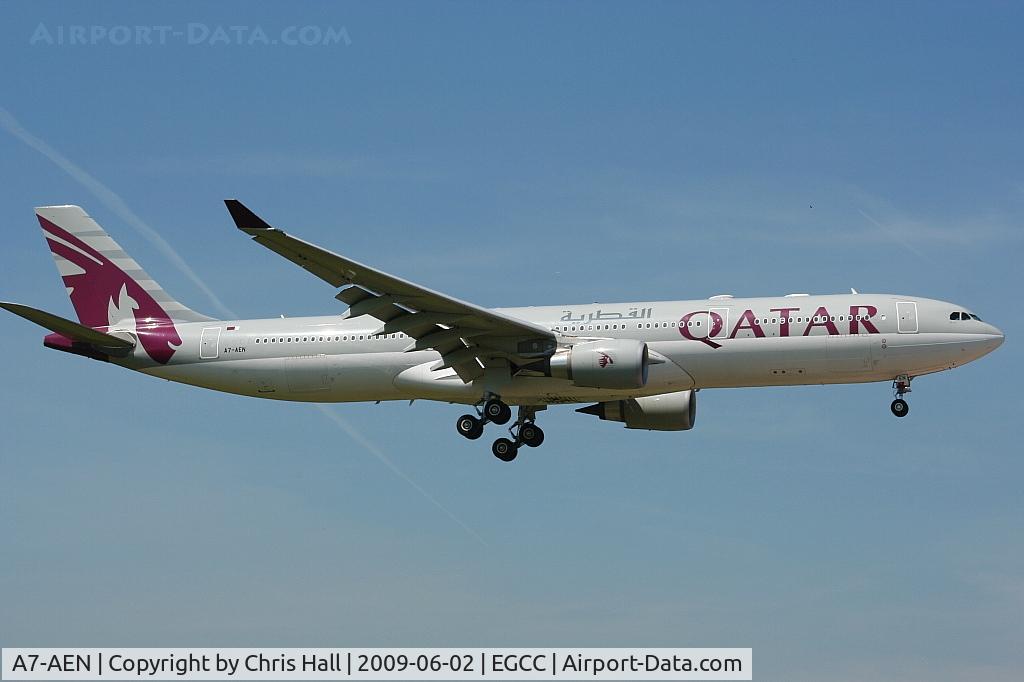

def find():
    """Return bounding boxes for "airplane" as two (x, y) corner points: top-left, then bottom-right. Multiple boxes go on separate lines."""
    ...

(1, 202), (1004, 462)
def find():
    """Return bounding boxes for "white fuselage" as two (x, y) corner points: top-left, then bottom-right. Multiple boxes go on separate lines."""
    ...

(124, 293), (1002, 406)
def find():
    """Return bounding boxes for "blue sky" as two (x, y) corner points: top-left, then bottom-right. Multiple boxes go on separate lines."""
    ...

(1, 2), (1022, 680)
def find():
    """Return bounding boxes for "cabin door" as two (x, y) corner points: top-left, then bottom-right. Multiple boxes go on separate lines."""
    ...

(200, 327), (221, 359)
(896, 302), (919, 333)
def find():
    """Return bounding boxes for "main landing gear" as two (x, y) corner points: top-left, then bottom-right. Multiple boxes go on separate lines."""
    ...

(455, 396), (545, 462)
(456, 397), (510, 440)
(890, 375), (912, 417)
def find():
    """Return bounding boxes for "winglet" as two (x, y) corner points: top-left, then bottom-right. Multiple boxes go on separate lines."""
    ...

(224, 199), (274, 234)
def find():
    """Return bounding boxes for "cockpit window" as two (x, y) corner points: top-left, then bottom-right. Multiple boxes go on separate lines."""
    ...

(950, 311), (978, 321)
(950, 312), (960, 320)
(969, 313), (982, 321)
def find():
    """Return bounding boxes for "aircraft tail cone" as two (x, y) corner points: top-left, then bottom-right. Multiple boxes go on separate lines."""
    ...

(576, 403), (605, 417)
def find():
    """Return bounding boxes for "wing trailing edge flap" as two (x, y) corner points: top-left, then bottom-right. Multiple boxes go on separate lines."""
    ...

(226, 199), (556, 383)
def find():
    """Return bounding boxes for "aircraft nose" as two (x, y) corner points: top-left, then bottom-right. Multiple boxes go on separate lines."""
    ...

(981, 323), (1004, 351)
(992, 325), (1005, 349)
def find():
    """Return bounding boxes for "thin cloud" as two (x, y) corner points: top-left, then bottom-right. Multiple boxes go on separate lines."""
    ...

(857, 208), (936, 264)
(568, 174), (1022, 251)
(131, 152), (446, 182)
(315, 405), (488, 547)
(0, 105), (235, 319)
(0, 105), (480, 546)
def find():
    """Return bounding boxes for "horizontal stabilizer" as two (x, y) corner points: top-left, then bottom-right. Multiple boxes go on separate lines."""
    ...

(0, 301), (135, 351)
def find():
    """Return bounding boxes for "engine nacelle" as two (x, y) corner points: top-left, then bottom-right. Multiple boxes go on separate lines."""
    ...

(549, 339), (649, 389)
(577, 390), (697, 431)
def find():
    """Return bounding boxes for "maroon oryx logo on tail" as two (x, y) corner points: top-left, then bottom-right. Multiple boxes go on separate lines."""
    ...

(38, 216), (182, 364)
(597, 351), (614, 368)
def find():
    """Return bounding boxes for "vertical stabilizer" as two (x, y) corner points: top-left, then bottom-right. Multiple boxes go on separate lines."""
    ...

(35, 205), (212, 363)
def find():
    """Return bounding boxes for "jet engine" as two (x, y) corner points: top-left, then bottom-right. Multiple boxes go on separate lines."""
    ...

(548, 339), (649, 389)
(576, 390), (697, 431)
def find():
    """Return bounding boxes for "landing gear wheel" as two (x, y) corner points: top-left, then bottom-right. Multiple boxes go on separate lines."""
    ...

(484, 399), (512, 425)
(456, 414), (484, 440)
(890, 399), (909, 417)
(492, 438), (518, 462)
(519, 423), (545, 448)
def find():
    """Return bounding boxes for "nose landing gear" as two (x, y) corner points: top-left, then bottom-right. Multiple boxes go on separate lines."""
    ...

(890, 375), (912, 417)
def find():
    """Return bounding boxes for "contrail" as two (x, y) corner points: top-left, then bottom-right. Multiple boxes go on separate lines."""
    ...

(0, 105), (235, 318)
(858, 208), (936, 265)
(315, 405), (488, 546)
(1, 105), (484, 545)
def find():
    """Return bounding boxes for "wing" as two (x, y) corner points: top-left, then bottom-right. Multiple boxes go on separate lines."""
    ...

(225, 200), (556, 381)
